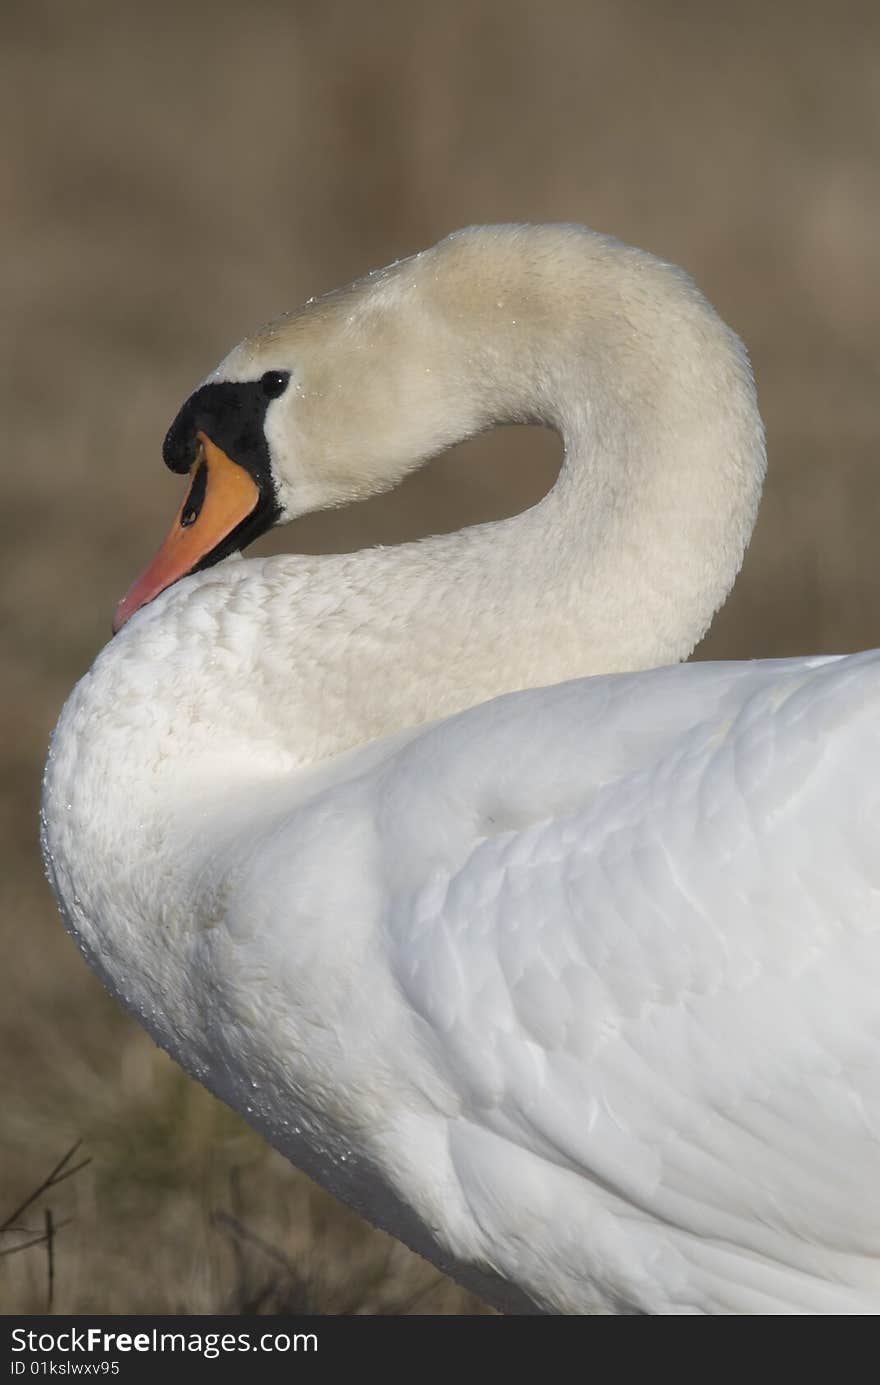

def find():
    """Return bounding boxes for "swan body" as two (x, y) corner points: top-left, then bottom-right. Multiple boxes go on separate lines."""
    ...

(42, 226), (879, 1314)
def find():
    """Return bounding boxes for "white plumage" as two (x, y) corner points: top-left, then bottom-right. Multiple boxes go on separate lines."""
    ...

(41, 225), (880, 1313)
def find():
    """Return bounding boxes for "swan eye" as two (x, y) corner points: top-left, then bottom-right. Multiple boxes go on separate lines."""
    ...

(261, 370), (290, 399)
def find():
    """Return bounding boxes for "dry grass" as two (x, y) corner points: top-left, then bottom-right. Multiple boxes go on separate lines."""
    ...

(2, 0), (879, 1313)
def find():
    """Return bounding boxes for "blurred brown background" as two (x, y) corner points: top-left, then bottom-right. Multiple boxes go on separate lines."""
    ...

(2, 0), (878, 1313)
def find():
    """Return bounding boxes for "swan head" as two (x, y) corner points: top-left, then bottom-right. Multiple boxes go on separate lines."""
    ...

(112, 357), (298, 632)
(112, 251), (465, 633)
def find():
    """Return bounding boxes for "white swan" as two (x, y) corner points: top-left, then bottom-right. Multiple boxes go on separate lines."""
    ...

(41, 225), (880, 1315)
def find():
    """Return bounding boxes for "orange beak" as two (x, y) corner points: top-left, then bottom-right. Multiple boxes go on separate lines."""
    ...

(113, 431), (260, 633)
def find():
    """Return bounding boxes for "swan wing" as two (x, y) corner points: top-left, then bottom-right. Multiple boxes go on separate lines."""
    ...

(379, 651), (880, 1312)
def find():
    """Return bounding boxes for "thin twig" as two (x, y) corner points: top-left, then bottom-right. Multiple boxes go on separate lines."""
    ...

(0, 1219), (72, 1258)
(40, 1159), (92, 1190)
(0, 1142), (90, 1234)
(45, 1209), (55, 1313)
(214, 1209), (299, 1278)
(226, 1169), (249, 1309)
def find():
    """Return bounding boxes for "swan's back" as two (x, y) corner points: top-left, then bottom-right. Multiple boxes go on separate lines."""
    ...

(201, 650), (880, 1314)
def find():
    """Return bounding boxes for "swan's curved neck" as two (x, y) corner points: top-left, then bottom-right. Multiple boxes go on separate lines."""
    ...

(136, 228), (765, 770)
(54, 228), (766, 788)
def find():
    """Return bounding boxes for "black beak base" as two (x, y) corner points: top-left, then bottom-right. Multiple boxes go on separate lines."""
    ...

(163, 376), (287, 570)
